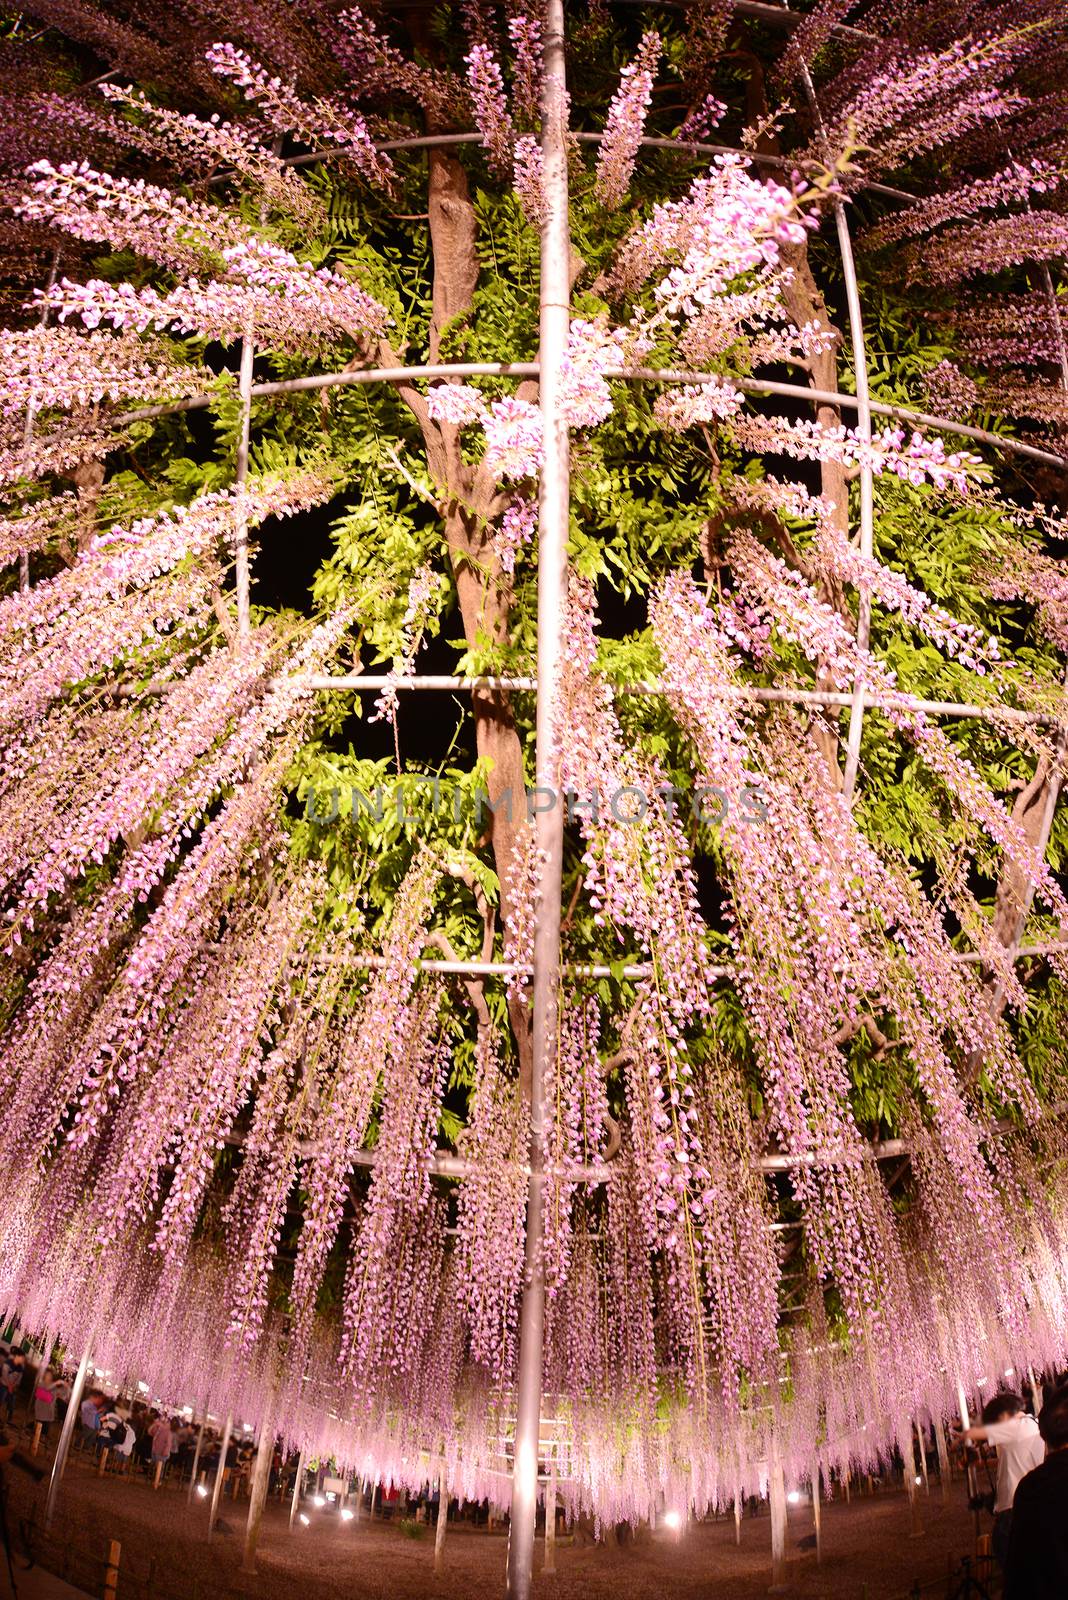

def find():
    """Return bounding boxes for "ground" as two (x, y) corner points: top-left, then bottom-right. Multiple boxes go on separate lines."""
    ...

(5, 1446), (989, 1600)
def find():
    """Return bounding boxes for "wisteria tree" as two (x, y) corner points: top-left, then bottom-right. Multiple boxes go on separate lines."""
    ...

(2, 0), (1068, 1589)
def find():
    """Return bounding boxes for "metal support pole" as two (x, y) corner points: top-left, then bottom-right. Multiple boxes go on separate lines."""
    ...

(506, 4), (570, 1597)
(800, 62), (874, 805)
(289, 1447), (307, 1529)
(207, 1412), (233, 1540)
(44, 1336), (91, 1531)
(234, 335), (254, 644)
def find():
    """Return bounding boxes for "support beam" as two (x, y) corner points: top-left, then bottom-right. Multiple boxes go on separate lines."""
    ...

(506, 4), (570, 1597)
(113, 362), (1068, 472)
(207, 1413), (233, 1540)
(44, 1337), (91, 1531)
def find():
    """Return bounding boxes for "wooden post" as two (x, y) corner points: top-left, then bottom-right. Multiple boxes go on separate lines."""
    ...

(369, 1480), (377, 1519)
(934, 1415), (951, 1503)
(242, 1423), (275, 1574)
(31, 1423), (42, 1457)
(434, 1467), (448, 1575)
(98, 1447), (109, 1478)
(843, 1467), (851, 1504)
(153, 1457), (164, 1491)
(207, 1413), (232, 1540)
(103, 1540), (120, 1600)
(734, 1493), (742, 1544)
(769, 1440), (788, 1594)
(812, 1463), (822, 1565)
(543, 1460), (557, 1573)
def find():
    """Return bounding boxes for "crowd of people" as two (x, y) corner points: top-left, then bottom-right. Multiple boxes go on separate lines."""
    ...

(5, 1331), (1068, 1591)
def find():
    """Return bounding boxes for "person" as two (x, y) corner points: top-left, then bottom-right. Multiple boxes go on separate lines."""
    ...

(955, 1391), (1044, 1568)
(52, 1371), (71, 1425)
(148, 1411), (173, 1470)
(1004, 1383), (1068, 1598)
(0, 1354), (23, 1427)
(32, 1368), (56, 1442)
(79, 1388), (104, 1442)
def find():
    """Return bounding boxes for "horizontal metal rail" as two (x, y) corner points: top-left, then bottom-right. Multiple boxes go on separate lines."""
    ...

(114, 362), (1068, 471)
(291, 674), (1068, 728)
(278, 130), (913, 204)
(342, 942), (1068, 981)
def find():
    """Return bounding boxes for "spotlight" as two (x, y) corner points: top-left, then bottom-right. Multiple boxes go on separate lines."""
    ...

(313, 1494), (326, 1508)
(195, 1484), (208, 1499)
(787, 1491), (802, 1505)
(299, 1514), (310, 1527)
(662, 1509), (681, 1530)
(340, 1508), (354, 1522)
(914, 1476), (922, 1486)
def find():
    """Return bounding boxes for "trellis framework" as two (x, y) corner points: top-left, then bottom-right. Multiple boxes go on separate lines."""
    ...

(5, 4), (1068, 1597)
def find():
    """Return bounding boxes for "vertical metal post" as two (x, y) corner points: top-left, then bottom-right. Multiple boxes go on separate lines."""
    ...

(207, 1412), (233, 1539)
(289, 1447), (307, 1529)
(234, 335), (254, 643)
(800, 65), (874, 805)
(506, 3), (571, 1597)
(44, 1337), (92, 1531)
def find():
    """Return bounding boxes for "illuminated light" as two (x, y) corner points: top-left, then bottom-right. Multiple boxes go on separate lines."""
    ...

(340, 1508), (354, 1522)
(1004, 1369), (1014, 1378)
(787, 1491), (802, 1505)
(326, 1492), (336, 1501)
(914, 1476), (922, 1486)
(195, 1485), (208, 1499)
(313, 1495), (326, 1508)
(137, 1381), (149, 1394)
(299, 1514), (310, 1527)
(662, 1509), (682, 1530)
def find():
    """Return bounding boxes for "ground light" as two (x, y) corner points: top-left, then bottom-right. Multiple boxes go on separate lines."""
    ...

(195, 1484), (208, 1499)
(313, 1494), (326, 1507)
(340, 1508), (354, 1522)
(662, 1510), (682, 1530)
(787, 1491), (802, 1505)
(299, 1514), (310, 1527)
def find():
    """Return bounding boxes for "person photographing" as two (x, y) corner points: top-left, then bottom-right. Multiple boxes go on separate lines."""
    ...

(952, 1391), (1044, 1570)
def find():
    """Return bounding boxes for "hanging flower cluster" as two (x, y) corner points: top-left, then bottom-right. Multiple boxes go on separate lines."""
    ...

(594, 31), (663, 211)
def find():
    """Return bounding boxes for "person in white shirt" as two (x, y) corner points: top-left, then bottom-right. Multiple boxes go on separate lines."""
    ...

(955, 1391), (1045, 1569)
